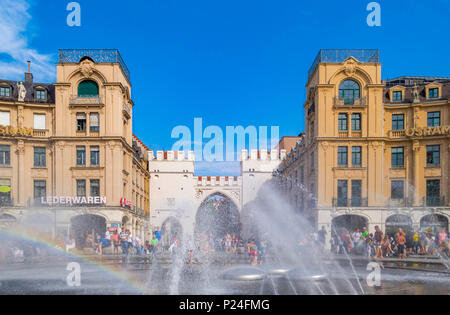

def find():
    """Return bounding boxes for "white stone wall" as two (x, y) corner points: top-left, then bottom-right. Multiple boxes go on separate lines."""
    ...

(148, 149), (286, 238)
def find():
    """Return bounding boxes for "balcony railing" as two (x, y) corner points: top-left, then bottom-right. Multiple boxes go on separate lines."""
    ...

(123, 103), (132, 119)
(33, 129), (48, 137)
(333, 197), (368, 207)
(389, 130), (405, 138)
(130, 206), (145, 217)
(334, 96), (367, 106)
(424, 196), (446, 207)
(70, 95), (103, 105)
(308, 49), (379, 81)
(387, 198), (414, 208)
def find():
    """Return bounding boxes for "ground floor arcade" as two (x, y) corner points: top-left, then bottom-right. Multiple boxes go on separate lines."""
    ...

(313, 207), (450, 248)
(0, 207), (149, 247)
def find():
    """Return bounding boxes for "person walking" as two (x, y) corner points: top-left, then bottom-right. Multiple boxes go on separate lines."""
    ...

(374, 226), (384, 259)
(120, 229), (129, 255)
(318, 226), (327, 253)
(112, 230), (120, 254)
(397, 232), (407, 259)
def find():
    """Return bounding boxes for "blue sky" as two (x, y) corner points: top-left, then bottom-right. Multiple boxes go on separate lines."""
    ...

(1, 0), (449, 175)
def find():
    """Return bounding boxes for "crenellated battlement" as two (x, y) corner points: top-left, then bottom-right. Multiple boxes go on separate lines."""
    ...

(148, 149), (286, 162)
(148, 150), (195, 161)
(240, 149), (287, 161)
(194, 176), (242, 187)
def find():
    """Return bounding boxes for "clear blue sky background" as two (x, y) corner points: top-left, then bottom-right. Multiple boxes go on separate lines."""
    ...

(1, 0), (449, 174)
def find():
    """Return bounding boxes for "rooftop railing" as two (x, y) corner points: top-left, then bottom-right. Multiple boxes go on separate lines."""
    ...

(59, 49), (130, 82)
(308, 49), (379, 82)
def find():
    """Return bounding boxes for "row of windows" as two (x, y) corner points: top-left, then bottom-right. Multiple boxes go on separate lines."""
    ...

(338, 111), (442, 132)
(336, 179), (441, 206)
(76, 179), (100, 197)
(0, 110), (103, 132)
(0, 145), (101, 167)
(337, 146), (362, 167)
(390, 179), (440, 205)
(76, 146), (100, 166)
(0, 178), (101, 201)
(0, 80), (101, 101)
(77, 112), (99, 132)
(0, 86), (47, 101)
(337, 179), (362, 206)
(0, 112), (46, 129)
(338, 113), (361, 131)
(334, 145), (441, 168)
(391, 145), (440, 167)
(390, 88), (439, 102)
(391, 111), (441, 130)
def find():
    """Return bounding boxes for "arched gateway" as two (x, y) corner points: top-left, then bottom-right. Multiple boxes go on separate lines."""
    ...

(148, 149), (286, 241)
(195, 193), (240, 240)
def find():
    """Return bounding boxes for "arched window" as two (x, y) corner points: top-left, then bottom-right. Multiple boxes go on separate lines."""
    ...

(339, 80), (360, 105)
(78, 80), (99, 98)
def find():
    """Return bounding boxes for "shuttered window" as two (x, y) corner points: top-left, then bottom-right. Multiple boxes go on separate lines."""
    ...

(34, 114), (46, 129)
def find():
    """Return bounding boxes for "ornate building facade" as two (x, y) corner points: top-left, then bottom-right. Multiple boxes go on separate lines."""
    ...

(0, 50), (150, 241)
(281, 49), (449, 243)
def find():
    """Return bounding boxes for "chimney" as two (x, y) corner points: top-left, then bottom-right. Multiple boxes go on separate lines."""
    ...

(25, 60), (33, 83)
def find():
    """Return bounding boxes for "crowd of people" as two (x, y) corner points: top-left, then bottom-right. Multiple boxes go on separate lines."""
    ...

(195, 232), (268, 265)
(330, 226), (449, 259)
(2, 224), (449, 266)
(86, 229), (163, 256)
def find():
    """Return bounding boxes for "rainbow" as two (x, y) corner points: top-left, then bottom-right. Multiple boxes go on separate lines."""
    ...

(0, 229), (152, 294)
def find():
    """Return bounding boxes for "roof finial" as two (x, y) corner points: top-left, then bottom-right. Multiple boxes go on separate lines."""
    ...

(27, 60), (31, 73)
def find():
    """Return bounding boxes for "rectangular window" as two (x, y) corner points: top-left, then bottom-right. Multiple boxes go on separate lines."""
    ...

(76, 146), (86, 166)
(33, 114), (46, 130)
(392, 91), (402, 101)
(36, 90), (46, 100)
(352, 146), (362, 167)
(338, 146), (348, 166)
(0, 87), (10, 97)
(34, 180), (46, 201)
(76, 179), (86, 197)
(351, 180), (362, 206)
(76, 113), (87, 131)
(426, 180), (440, 206)
(351, 113), (361, 131)
(0, 111), (10, 126)
(391, 147), (404, 167)
(391, 180), (404, 200)
(90, 179), (100, 197)
(34, 147), (46, 167)
(310, 152), (314, 170)
(426, 145), (440, 166)
(90, 146), (100, 166)
(427, 112), (440, 127)
(338, 113), (348, 131)
(337, 180), (348, 207)
(392, 114), (404, 130)
(90, 113), (99, 131)
(300, 166), (304, 184)
(0, 178), (11, 205)
(428, 88), (439, 99)
(0, 145), (10, 166)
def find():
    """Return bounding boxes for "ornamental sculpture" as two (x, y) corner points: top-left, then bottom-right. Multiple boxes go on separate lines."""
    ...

(17, 82), (26, 102)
